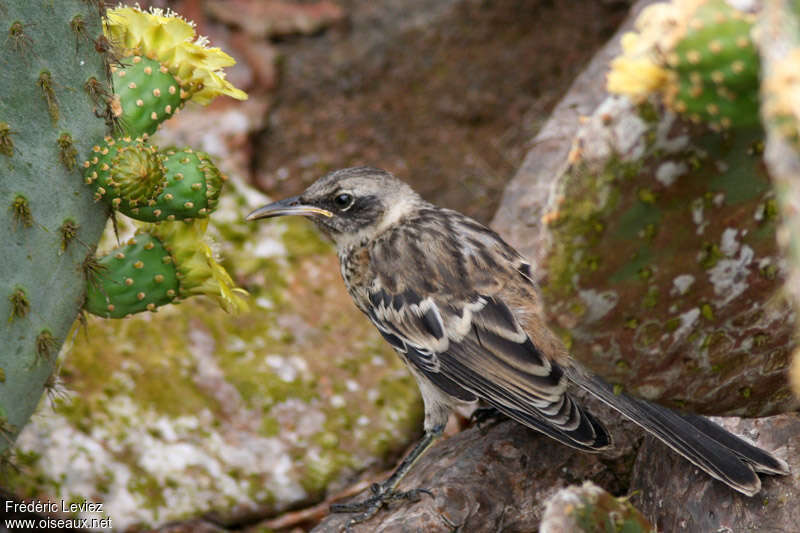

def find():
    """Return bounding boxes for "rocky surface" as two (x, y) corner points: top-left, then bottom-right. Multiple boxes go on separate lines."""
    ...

(492, 0), (798, 416)
(631, 414), (800, 532)
(311, 416), (641, 533)
(311, 410), (796, 533)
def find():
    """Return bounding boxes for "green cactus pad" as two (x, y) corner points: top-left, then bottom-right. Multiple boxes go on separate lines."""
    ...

(125, 148), (226, 222)
(668, 1), (760, 129)
(112, 55), (183, 137)
(83, 135), (166, 209)
(0, 0), (111, 456)
(85, 233), (179, 318)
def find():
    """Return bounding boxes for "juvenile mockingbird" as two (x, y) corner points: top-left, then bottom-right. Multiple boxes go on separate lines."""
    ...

(248, 167), (788, 525)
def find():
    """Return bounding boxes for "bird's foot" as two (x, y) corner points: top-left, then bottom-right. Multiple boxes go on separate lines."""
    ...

(469, 406), (506, 431)
(330, 482), (432, 528)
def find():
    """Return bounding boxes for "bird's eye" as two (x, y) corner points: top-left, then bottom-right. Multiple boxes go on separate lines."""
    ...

(333, 192), (354, 210)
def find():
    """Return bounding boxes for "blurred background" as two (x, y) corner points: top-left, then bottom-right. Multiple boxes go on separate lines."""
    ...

(138, 0), (631, 224)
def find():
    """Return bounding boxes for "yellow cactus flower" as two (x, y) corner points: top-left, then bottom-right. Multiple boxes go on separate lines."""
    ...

(607, 33), (669, 101)
(144, 219), (249, 313)
(606, 0), (704, 101)
(106, 5), (247, 105)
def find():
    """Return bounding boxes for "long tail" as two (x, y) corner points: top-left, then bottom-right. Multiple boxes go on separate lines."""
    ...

(568, 369), (789, 496)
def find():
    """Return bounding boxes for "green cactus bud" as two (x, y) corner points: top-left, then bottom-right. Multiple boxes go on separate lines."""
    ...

(85, 219), (247, 317)
(127, 148), (225, 222)
(85, 233), (179, 318)
(112, 55), (183, 137)
(146, 219), (248, 312)
(83, 135), (166, 209)
(666, 0), (759, 129)
(608, 0), (760, 130)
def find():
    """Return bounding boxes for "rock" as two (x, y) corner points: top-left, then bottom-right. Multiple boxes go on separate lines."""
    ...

(630, 413), (800, 532)
(492, 0), (798, 416)
(540, 481), (652, 533)
(311, 418), (641, 533)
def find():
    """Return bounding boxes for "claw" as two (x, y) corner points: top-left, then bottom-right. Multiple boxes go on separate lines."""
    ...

(331, 483), (434, 528)
(330, 427), (443, 529)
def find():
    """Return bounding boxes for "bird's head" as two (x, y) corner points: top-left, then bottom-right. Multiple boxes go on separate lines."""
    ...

(246, 167), (422, 250)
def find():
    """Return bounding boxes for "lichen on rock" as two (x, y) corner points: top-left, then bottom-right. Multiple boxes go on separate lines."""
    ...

(536, 94), (796, 415)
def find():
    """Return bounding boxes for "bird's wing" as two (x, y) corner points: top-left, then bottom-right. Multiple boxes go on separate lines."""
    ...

(366, 214), (610, 451)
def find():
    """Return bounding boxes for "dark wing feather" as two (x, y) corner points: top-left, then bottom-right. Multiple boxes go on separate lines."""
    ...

(366, 284), (610, 451)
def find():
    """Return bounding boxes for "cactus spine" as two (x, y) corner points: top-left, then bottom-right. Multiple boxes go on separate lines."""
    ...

(0, 1), (111, 454)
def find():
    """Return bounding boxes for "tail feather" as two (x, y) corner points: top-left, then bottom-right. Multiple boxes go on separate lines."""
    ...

(678, 412), (789, 475)
(569, 369), (787, 496)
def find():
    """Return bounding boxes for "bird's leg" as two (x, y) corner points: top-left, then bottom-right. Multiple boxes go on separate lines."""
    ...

(330, 424), (444, 526)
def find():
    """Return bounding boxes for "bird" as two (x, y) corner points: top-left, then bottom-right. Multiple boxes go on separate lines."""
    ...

(247, 166), (789, 526)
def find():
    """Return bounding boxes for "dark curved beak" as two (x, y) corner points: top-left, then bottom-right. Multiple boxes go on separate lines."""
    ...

(246, 195), (333, 221)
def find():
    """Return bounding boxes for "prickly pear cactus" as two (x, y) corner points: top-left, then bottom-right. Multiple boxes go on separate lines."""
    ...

(85, 135), (166, 208)
(81, 5), (247, 314)
(0, 1), (111, 453)
(81, 6), (245, 225)
(1, 2), (247, 457)
(608, 0), (759, 130)
(85, 137), (226, 222)
(86, 219), (246, 318)
(104, 6), (246, 106)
